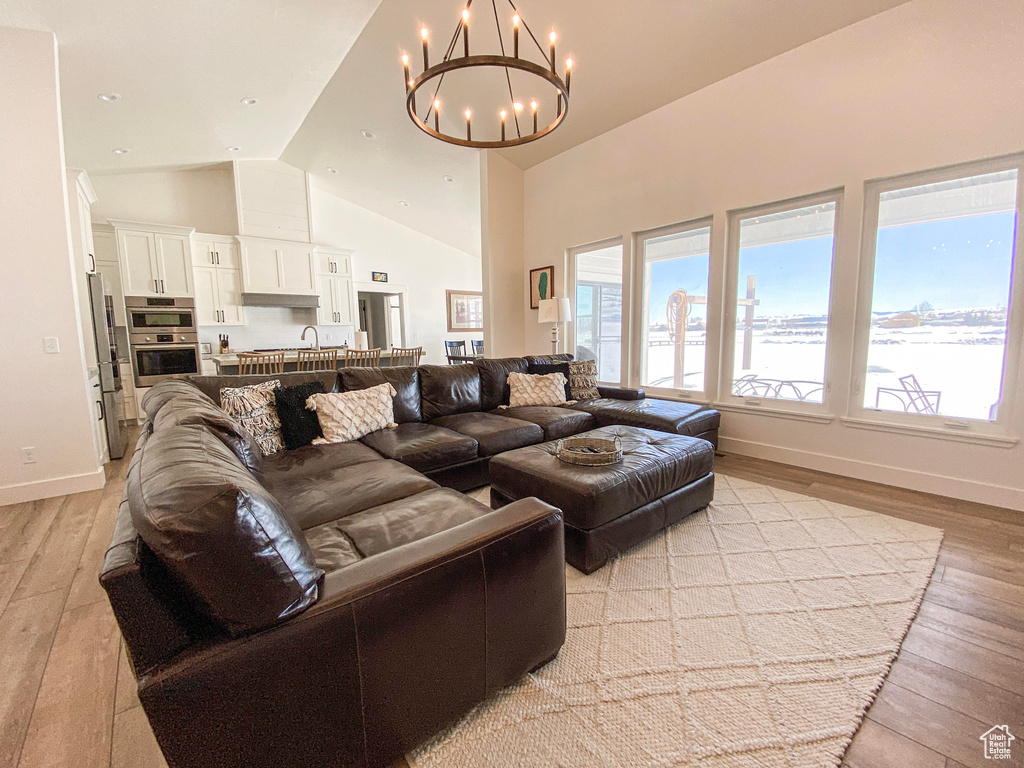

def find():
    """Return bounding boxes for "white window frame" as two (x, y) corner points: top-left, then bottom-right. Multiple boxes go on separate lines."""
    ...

(566, 237), (626, 386)
(718, 189), (844, 417)
(846, 153), (1024, 442)
(632, 217), (715, 402)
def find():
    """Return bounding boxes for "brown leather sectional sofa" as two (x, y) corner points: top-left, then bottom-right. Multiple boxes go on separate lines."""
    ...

(101, 355), (720, 768)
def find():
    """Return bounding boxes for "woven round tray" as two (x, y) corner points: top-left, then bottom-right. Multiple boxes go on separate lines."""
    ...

(554, 436), (623, 466)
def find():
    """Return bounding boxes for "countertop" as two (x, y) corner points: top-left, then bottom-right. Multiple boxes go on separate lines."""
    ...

(209, 348), (425, 370)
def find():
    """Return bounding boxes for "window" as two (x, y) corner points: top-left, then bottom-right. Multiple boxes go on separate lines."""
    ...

(638, 220), (712, 396)
(571, 242), (623, 383)
(859, 162), (1021, 423)
(725, 194), (840, 405)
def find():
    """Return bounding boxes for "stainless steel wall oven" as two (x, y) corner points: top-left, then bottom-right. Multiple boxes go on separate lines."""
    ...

(126, 297), (200, 386)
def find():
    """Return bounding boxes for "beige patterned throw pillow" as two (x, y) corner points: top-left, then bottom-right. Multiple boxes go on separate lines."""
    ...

(220, 380), (284, 456)
(507, 371), (568, 407)
(569, 359), (601, 400)
(306, 382), (398, 444)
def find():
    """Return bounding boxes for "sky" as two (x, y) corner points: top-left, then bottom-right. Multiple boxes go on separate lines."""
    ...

(643, 210), (1017, 323)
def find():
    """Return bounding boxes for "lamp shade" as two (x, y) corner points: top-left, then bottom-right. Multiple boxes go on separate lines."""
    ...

(538, 297), (572, 324)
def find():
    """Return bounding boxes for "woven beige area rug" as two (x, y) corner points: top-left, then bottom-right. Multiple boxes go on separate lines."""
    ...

(411, 474), (943, 768)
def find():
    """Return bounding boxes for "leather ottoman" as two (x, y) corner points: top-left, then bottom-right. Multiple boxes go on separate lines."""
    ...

(489, 425), (715, 573)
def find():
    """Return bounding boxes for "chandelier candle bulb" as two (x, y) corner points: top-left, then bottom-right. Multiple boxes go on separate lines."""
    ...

(549, 31), (556, 73)
(402, 54), (410, 91)
(566, 58), (573, 94)
(433, 99), (440, 131)
(500, 108), (507, 141)
(512, 14), (520, 57)
(421, 27), (429, 69)
(462, 9), (470, 57)
(531, 100), (538, 133)
(465, 108), (472, 140)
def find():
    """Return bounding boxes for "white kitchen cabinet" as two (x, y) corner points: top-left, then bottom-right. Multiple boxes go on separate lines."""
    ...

(192, 236), (240, 269)
(317, 274), (356, 326)
(110, 221), (196, 298)
(238, 236), (316, 295)
(314, 248), (352, 277)
(195, 264), (245, 326)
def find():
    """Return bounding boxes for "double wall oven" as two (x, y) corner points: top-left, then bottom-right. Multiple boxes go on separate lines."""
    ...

(126, 296), (201, 387)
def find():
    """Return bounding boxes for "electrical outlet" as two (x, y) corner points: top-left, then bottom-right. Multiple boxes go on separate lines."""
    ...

(43, 336), (60, 354)
(22, 447), (36, 464)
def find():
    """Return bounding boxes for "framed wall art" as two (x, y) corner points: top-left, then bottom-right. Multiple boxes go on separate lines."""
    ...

(530, 265), (555, 309)
(446, 290), (484, 332)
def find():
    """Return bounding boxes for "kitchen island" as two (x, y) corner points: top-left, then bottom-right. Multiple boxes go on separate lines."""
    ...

(209, 348), (426, 374)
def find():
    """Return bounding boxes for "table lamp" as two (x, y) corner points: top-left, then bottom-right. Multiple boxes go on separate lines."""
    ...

(538, 297), (572, 354)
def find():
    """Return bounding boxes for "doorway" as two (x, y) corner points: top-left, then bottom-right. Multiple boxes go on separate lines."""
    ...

(358, 291), (405, 350)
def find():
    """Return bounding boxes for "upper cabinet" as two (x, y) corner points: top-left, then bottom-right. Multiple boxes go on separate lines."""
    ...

(233, 160), (312, 243)
(237, 236), (316, 295)
(193, 234), (244, 326)
(110, 221), (195, 298)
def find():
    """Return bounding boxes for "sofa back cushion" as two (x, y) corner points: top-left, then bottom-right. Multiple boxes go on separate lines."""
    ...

(152, 398), (265, 482)
(141, 379), (215, 422)
(127, 424), (323, 636)
(186, 371), (339, 404)
(418, 364), (482, 420)
(476, 357), (528, 411)
(522, 353), (575, 365)
(338, 366), (421, 423)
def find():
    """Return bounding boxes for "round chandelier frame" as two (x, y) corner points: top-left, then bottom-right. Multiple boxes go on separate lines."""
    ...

(402, 0), (572, 150)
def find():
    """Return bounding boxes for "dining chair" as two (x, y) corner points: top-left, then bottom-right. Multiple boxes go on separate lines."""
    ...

(390, 346), (424, 367)
(296, 348), (339, 372)
(237, 351), (285, 375)
(343, 348), (382, 367)
(471, 340), (484, 356)
(445, 340), (467, 364)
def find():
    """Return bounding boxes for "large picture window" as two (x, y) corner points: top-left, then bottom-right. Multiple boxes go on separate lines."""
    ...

(859, 163), (1021, 423)
(638, 221), (712, 396)
(725, 194), (840, 406)
(572, 242), (623, 383)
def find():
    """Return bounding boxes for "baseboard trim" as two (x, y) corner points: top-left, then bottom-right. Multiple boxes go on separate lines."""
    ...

(718, 436), (1024, 513)
(0, 468), (106, 506)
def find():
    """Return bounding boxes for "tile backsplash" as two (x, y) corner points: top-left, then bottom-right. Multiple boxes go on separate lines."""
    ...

(198, 307), (355, 352)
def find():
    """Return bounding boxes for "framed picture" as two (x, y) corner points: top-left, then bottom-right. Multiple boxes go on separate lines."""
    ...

(530, 265), (555, 309)
(446, 290), (484, 332)
(372, 271), (388, 283)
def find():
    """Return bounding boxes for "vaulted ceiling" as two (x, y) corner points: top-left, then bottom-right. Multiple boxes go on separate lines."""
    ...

(2, 0), (914, 256)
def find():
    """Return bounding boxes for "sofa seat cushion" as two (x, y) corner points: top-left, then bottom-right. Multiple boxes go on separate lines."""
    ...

(262, 440), (383, 481)
(430, 412), (544, 457)
(127, 424), (322, 635)
(265, 458), (437, 531)
(569, 397), (721, 437)
(492, 406), (596, 441)
(360, 422), (478, 472)
(307, 488), (491, 565)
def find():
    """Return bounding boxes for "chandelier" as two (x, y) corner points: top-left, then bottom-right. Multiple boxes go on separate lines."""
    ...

(402, 0), (572, 149)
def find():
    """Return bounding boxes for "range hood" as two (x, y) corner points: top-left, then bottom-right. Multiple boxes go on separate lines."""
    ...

(242, 293), (320, 309)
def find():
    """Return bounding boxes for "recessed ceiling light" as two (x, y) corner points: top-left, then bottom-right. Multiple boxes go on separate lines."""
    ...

(226, 146), (240, 152)
(361, 130), (376, 140)
(240, 97), (259, 105)
(442, 175), (454, 183)
(111, 148), (130, 154)
(98, 92), (121, 102)
(326, 167), (339, 174)
(398, 200), (410, 207)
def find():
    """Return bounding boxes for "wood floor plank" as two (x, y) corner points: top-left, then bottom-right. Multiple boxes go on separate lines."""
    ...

(866, 682), (992, 768)
(885, 651), (1024, 727)
(114, 643), (139, 715)
(842, 718), (946, 768)
(941, 566), (1024, 605)
(0, 590), (66, 768)
(0, 560), (31, 619)
(16, 600), (120, 768)
(0, 498), (63, 566)
(900, 623), (1023, 691)
(914, 601), (1024, 662)
(924, 581), (1024, 633)
(109, 707), (166, 768)
(64, 491), (120, 611)
(936, 544), (1024, 588)
(11, 490), (102, 602)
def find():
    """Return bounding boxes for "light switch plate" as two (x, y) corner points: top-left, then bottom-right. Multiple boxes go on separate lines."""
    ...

(43, 336), (60, 354)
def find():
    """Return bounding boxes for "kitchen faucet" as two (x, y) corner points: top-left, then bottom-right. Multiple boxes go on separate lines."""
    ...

(301, 326), (320, 350)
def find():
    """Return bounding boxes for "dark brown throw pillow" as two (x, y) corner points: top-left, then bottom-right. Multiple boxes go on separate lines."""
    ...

(528, 362), (572, 400)
(275, 380), (326, 450)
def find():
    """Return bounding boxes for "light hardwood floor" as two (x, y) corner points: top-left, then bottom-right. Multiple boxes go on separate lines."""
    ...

(0, 447), (1020, 768)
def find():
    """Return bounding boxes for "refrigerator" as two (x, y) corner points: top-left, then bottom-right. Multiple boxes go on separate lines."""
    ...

(88, 273), (129, 460)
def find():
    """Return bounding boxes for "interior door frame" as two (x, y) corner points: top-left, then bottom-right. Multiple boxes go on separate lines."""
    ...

(354, 281), (410, 351)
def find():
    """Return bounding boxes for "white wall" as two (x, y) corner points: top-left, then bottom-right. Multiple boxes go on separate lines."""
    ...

(91, 167), (237, 235)
(480, 152), (527, 357)
(518, 0), (1024, 510)
(311, 185), (482, 363)
(0, 27), (104, 504)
